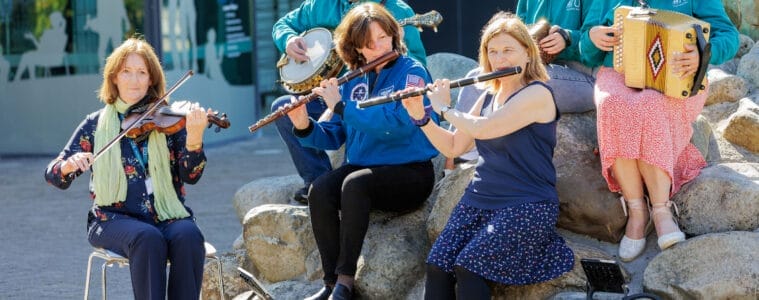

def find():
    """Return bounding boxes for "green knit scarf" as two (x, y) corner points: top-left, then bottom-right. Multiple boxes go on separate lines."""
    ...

(93, 98), (190, 221)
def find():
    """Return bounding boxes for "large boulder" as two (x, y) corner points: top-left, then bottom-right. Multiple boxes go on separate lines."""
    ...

(426, 52), (479, 107)
(723, 98), (759, 153)
(554, 112), (627, 243)
(355, 207), (431, 299)
(736, 34), (755, 59)
(242, 204), (317, 282)
(690, 115), (714, 162)
(674, 163), (759, 236)
(643, 231), (759, 299)
(737, 41), (759, 88)
(722, 1), (759, 41)
(705, 68), (748, 106)
(233, 175), (300, 223)
(240, 201), (432, 299)
(202, 249), (248, 300)
(426, 163), (475, 242)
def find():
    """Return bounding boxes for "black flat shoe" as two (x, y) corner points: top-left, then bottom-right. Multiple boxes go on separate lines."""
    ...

(327, 283), (353, 300)
(305, 285), (332, 300)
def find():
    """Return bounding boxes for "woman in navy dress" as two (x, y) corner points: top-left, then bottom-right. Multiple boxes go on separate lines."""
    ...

(402, 12), (574, 299)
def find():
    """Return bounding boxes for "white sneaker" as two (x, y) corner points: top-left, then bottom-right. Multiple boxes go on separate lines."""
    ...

(619, 235), (646, 262)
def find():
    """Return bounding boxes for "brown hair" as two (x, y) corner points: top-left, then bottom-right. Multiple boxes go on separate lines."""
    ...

(98, 37), (165, 104)
(333, 2), (407, 69)
(478, 12), (548, 92)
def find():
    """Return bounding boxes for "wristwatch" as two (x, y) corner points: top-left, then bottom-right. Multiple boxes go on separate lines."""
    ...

(439, 105), (451, 120)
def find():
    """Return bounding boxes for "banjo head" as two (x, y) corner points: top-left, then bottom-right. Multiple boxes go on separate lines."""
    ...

(279, 28), (343, 94)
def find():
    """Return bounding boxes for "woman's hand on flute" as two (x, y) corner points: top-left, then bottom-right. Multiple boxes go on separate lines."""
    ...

(427, 79), (452, 114)
(400, 87), (426, 120)
(286, 95), (311, 129)
(312, 78), (341, 110)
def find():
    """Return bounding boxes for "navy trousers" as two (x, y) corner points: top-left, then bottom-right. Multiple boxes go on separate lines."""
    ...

(88, 215), (205, 300)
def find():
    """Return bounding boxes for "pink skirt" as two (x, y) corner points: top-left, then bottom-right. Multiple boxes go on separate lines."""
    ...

(594, 67), (707, 196)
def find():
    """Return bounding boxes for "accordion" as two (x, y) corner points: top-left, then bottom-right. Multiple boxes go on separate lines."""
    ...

(613, 6), (711, 99)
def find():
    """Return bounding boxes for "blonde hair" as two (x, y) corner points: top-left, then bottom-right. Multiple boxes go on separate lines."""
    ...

(478, 12), (548, 92)
(98, 37), (165, 104)
(334, 2), (407, 69)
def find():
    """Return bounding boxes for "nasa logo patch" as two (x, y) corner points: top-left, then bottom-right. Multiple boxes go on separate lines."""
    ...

(351, 83), (369, 102)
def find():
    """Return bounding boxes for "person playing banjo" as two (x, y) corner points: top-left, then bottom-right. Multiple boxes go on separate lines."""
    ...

(270, 0), (428, 205)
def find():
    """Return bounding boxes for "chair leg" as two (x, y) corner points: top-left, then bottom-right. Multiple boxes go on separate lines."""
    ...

(84, 253), (96, 300)
(101, 262), (108, 300)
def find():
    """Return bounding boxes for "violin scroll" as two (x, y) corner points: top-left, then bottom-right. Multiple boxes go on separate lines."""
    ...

(207, 112), (230, 133)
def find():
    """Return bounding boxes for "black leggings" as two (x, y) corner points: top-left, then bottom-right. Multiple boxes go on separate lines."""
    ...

(309, 161), (435, 284)
(424, 264), (491, 300)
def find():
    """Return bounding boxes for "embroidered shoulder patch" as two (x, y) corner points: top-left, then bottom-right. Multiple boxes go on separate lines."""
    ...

(405, 74), (425, 88)
(378, 86), (394, 97)
(351, 83), (369, 102)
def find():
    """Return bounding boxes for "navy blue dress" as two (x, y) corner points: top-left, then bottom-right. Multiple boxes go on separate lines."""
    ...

(427, 82), (574, 285)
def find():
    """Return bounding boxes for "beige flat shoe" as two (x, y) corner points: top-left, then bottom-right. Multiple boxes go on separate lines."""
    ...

(618, 196), (653, 261)
(652, 200), (685, 250)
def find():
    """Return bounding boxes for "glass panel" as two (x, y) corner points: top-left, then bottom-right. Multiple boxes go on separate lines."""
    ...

(161, 0), (253, 85)
(0, 0), (140, 81)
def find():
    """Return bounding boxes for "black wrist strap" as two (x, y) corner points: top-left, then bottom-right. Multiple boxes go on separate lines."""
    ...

(558, 28), (572, 47)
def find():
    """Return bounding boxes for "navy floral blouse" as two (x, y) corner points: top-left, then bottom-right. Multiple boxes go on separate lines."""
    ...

(44, 109), (206, 229)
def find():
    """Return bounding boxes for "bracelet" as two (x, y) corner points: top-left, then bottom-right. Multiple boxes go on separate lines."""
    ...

(186, 142), (202, 151)
(410, 106), (432, 127)
(558, 28), (572, 47)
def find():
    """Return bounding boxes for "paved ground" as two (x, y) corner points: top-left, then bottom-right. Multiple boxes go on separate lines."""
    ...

(0, 127), (295, 299)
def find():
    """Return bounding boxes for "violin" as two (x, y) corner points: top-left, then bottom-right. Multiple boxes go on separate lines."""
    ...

(122, 100), (231, 139)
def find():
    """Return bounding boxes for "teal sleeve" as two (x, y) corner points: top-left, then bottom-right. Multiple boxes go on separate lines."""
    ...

(556, 28), (582, 61)
(579, 0), (620, 67)
(516, 0), (529, 20)
(693, 0), (739, 65)
(271, 0), (342, 53)
(556, 0), (593, 62)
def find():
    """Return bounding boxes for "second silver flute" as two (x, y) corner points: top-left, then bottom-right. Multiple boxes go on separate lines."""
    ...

(357, 66), (522, 108)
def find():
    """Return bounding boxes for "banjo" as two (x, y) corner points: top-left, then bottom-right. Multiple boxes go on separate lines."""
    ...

(277, 10), (443, 95)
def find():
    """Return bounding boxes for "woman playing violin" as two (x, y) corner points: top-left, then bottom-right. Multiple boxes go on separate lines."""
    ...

(44, 37), (212, 300)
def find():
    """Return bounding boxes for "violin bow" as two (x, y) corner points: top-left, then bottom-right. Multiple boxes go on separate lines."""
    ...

(65, 71), (195, 181)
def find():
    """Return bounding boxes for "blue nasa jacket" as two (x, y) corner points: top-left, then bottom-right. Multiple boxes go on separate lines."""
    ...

(296, 55), (439, 166)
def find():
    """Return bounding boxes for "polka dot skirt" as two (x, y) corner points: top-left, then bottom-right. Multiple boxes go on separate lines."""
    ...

(427, 201), (574, 285)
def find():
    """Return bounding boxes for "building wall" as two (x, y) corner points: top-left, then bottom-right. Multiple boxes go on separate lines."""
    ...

(0, 0), (257, 155)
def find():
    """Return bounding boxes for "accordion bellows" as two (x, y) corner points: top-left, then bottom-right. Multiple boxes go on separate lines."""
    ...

(613, 6), (711, 99)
